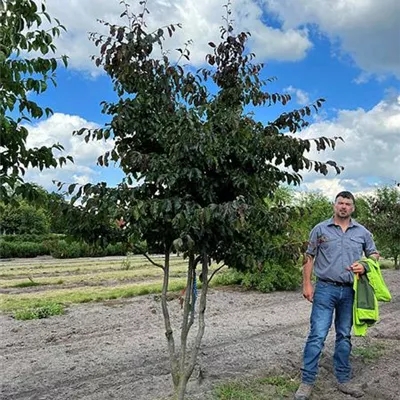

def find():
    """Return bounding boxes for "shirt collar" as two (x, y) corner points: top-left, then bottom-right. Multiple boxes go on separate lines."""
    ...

(327, 216), (356, 227)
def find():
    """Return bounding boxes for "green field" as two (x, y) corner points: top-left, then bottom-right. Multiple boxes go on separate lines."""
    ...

(0, 255), (236, 317)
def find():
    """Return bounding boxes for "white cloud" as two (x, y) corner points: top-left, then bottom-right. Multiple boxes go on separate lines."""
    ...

(72, 174), (92, 185)
(46, 0), (312, 75)
(297, 93), (400, 196)
(264, 0), (400, 79)
(300, 178), (347, 201)
(24, 113), (114, 191)
(284, 85), (310, 105)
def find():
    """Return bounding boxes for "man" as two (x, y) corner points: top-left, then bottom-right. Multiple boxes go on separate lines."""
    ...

(294, 191), (379, 400)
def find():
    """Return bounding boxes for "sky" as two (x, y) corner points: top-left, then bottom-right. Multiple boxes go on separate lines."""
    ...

(23, 0), (400, 200)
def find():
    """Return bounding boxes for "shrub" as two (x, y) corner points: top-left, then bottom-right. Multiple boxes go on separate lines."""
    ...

(241, 261), (302, 292)
(121, 252), (134, 270)
(105, 242), (127, 256)
(0, 241), (12, 258)
(0, 241), (48, 258)
(0, 234), (134, 259)
(212, 269), (243, 286)
(49, 241), (114, 258)
(78, 241), (91, 257)
(50, 240), (82, 258)
(0, 233), (67, 243)
(14, 303), (65, 320)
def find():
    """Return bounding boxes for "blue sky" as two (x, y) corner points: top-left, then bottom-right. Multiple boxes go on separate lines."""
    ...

(24, 0), (400, 200)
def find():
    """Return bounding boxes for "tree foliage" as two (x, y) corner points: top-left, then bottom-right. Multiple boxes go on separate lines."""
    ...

(66, 1), (342, 398)
(360, 186), (400, 268)
(295, 191), (332, 240)
(63, 193), (130, 247)
(0, 200), (50, 234)
(0, 0), (71, 203)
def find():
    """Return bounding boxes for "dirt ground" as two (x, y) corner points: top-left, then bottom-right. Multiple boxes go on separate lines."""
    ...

(0, 268), (399, 400)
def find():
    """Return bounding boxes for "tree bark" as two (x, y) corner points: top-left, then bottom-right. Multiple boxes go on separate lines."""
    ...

(176, 250), (209, 400)
(161, 250), (179, 387)
(179, 254), (195, 373)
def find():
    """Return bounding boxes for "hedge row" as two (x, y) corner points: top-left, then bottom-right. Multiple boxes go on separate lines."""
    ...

(0, 240), (144, 259)
(0, 233), (67, 243)
(0, 241), (48, 258)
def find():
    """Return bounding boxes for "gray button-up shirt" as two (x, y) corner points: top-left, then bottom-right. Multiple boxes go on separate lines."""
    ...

(306, 217), (377, 283)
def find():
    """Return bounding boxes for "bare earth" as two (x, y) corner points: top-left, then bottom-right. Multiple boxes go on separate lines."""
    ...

(1, 268), (399, 400)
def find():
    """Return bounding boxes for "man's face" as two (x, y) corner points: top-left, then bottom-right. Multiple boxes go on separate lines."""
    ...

(334, 196), (354, 219)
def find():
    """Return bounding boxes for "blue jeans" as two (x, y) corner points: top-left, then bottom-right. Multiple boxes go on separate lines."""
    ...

(301, 280), (354, 384)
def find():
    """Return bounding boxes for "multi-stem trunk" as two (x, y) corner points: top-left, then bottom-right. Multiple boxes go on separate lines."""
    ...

(160, 249), (210, 400)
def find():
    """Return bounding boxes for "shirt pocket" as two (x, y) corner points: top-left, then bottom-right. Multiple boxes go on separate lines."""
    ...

(350, 236), (364, 258)
(318, 237), (338, 258)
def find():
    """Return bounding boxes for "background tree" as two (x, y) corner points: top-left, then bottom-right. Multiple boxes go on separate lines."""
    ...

(0, 0), (71, 203)
(45, 191), (70, 234)
(70, 2), (342, 398)
(64, 186), (129, 247)
(294, 191), (332, 243)
(0, 200), (50, 234)
(360, 186), (400, 269)
(0, 184), (71, 235)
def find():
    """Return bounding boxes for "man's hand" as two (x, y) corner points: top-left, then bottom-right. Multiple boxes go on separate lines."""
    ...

(303, 282), (314, 303)
(369, 252), (380, 261)
(347, 262), (365, 275)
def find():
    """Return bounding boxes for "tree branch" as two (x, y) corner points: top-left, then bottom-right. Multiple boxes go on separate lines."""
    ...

(194, 254), (202, 269)
(207, 263), (226, 285)
(133, 245), (164, 270)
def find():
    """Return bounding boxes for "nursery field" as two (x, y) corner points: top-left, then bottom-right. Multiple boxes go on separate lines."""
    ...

(0, 255), (231, 317)
(0, 257), (399, 400)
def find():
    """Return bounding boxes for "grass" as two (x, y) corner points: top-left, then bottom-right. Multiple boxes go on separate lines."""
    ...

(213, 375), (299, 399)
(11, 280), (41, 288)
(1, 264), (192, 288)
(1, 269), (237, 313)
(0, 259), (187, 277)
(13, 302), (65, 320)
(353, 342), (386, 362)
(0, 255), (238, 320)
(0, 279), (189, 312)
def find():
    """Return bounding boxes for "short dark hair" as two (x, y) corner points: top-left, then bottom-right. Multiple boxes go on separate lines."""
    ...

(335, 191), (355, 204)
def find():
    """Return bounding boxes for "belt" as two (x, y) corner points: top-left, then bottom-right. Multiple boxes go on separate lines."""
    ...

(318, 278), (352, 287)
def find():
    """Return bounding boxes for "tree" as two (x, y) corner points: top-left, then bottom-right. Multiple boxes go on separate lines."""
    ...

(0, 200), (50, 234)
(63, 194), (129, 246)
(44, 191), (70, 234)
(295, 191), (333, 241)
(362, 186), (400, 269)
(69, 2), (342, 397)
(0, 0), (71, 203)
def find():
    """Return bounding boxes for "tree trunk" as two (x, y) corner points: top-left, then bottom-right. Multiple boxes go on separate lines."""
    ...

(179, 254), (195, 374)
(175, 251), (209, 400)
(161, 250), (179, 387)
(160, 249), (210, 400)
(395, 255), (399, 270)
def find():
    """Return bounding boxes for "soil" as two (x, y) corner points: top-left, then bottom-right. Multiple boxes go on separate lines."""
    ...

(0, 265), (399, 400)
